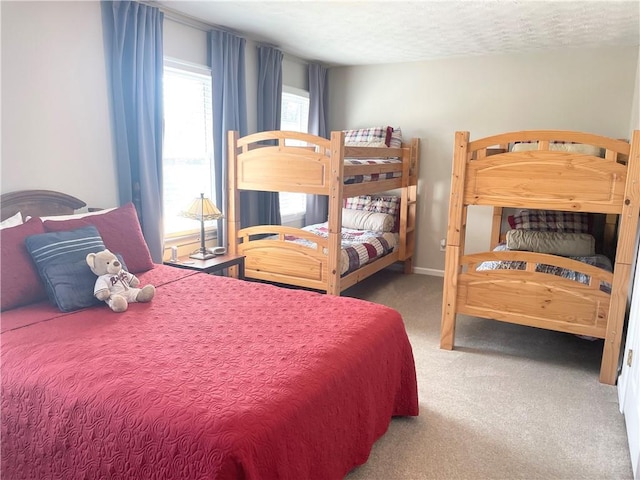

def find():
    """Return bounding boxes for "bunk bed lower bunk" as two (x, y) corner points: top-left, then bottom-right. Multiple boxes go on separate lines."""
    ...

(227, 129), (419, 295)
(440, 130), (640, 385)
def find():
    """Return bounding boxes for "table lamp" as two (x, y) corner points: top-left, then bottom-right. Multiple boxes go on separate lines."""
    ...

(180, 193), (224, 260)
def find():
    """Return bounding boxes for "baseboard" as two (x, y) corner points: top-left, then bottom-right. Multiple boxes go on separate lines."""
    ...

(412, 266), (444, 277)
(388, 263), (444, 277)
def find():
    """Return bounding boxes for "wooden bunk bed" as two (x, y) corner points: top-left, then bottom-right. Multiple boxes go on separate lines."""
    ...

(227, 130), (419, 295)
(440, 130), (640, 385)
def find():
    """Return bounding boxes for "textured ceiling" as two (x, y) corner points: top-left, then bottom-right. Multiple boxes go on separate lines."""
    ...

(157, 1), (640, 66)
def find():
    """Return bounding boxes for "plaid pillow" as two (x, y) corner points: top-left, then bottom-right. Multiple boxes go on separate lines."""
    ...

(344, 195), (401, 232)
(344, 195), (400, 215)
(510, 209), (590, 233)
(389, 127), (403, 148)
(343, 126), (392, 147)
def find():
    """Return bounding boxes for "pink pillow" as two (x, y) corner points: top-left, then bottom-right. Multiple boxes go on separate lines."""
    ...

(43, 203), (154, 274)
(1, 217), (47, 311)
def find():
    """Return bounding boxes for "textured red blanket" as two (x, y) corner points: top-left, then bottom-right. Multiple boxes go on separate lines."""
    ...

(1, 266), (418, 479)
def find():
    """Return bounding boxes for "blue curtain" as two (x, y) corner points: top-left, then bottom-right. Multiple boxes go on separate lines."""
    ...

(209, 29), (248, 247)
(102, 0), (164, 263)
(253, 45), (283, 227)
(305, 63), (329, 225)
(257, 45), (283, 133)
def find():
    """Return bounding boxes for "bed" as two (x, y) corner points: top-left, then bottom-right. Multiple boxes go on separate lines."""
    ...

(0, 190), (419, 479)
(227, 127), (419, 295)
(440, 130), (640, 385)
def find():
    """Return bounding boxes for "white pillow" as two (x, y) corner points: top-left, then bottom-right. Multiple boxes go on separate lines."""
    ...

(511, 142), (602, 156)
(342, 208), (394, 232)
(38, 207), (117, 222)
(345, 140), (387, 147)
(506, 229), (596, 257)
(0, 212), (23, 229)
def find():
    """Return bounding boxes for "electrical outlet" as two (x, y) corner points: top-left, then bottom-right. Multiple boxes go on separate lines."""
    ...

(439, 238), (446, 252)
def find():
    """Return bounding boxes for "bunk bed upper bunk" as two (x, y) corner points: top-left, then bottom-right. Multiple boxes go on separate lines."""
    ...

(440, 129), (640, 385)
(227, 129), (419, 295)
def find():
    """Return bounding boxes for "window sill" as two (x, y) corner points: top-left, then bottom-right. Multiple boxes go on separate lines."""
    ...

(164, 228), (217, 244)
(281, 213), (305, 225)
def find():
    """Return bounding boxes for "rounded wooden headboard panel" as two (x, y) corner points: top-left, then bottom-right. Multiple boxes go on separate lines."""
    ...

(1, 190), (86, 221)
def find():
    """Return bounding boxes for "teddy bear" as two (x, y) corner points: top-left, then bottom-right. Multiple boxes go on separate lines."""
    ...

(86, 249), (155, 312)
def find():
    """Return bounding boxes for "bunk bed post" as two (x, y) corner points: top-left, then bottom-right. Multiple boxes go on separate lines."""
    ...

(227, 130), (240, 274)
(399, 146), (410, 263)
(408, 138), (420, 272)
(441, 131), (470, 350)
(399, 138), (420, 273)
(603, 214), (618, 261)
(490, 207), (503, 250)
(327, 131), (345, 295)
(600, 129), (640, 385)
(488, 145), (508, 250)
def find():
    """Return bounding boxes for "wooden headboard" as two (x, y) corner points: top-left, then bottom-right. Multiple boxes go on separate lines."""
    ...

(477, 135), (630, 259)
(1, 190), (86, 222)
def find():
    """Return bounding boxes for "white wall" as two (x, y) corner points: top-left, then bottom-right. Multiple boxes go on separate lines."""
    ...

(1, 1), (117, 209)
(283, 55), (308, 91)
(631, 48), (640, 133)
(329, 46), (639, 273)
(163, 18), (208, 66)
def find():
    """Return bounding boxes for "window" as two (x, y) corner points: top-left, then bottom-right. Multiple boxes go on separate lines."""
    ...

(162, 60), (214, 237)
(279, 87), (310, 223)
(281, 88), (309, 134)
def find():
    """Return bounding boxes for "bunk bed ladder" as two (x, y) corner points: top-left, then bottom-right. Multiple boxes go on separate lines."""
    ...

(326, 131), (345, 296)
(227, 130), (241, 277)
(601, 129), (640, 384)
(399, 137), (420, 273)
(441, 131), (470, 350)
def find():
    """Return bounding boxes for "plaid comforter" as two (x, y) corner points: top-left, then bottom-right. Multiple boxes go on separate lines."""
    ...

(283, 223), (398, 276)
(478, 244), (612, 292)
(344, 158), (402, 184)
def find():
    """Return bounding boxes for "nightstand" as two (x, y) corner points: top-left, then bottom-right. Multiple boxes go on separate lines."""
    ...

(164, 253), (245, 279)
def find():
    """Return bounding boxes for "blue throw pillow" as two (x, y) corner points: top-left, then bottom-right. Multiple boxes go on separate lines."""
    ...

(25, 226), (107, 312)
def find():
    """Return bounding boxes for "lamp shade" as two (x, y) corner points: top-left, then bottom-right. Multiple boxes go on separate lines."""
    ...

(180, 194), (223, 221)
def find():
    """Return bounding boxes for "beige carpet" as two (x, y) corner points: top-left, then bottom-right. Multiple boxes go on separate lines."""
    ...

(342, 270), (633, 480)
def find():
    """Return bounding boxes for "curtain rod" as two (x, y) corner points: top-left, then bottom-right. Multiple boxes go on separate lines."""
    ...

(143, 1), (320, 67)
(163, 11), (211, 33)
(142, 1), (234, 34)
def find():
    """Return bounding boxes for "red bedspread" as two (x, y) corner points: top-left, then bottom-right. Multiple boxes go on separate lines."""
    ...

(1, 265), (418, 479)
